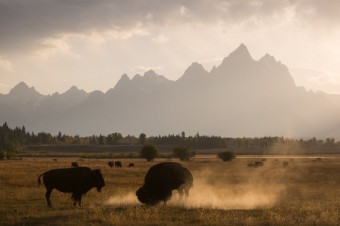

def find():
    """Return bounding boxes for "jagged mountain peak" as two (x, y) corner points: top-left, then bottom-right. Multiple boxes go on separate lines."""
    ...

(13, 81), (29, 89)
(143, 70), (170, 83)
(64, 86), (86, 95)
(131, 74), (142, 81)
(144, 69), (158, 78)
(187, 62), (206, 72)
(227, 43), (252, 60)
(217, 44), (254, 71)
(8, 82), (42, 98)
(120, 73), (130, 81)
(259, 53), (277, 64)
(10, 82), (34, 92)
(115, 73), (130, 86)
(178, 62), (208, 82)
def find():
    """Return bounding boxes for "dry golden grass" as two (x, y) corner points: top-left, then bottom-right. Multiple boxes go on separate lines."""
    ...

(0, 156), (339, 225)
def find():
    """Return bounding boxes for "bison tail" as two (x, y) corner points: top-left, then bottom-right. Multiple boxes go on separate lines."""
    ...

(38, 173), (44, 186)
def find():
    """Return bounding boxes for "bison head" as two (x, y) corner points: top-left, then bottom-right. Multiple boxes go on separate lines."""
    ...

(136, 186), (172, 206)
(136, 186), (159, 206)
(91, 169), (105, 192)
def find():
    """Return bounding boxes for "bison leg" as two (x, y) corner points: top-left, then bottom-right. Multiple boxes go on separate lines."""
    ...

(78, 195), (82, 207)
(72, 193), (82, 207)
(178, 189), (184, 200)
(45, 188), (53, 208)
(184, 188), (190, 197)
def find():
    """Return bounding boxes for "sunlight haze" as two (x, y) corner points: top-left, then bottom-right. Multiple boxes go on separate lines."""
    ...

(1, 0), (340, 94)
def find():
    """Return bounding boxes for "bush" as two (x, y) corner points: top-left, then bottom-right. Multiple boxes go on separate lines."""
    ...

(140, 144), (159, 161)
(217, 151), (235, 162)
(173, 146), (196, 161)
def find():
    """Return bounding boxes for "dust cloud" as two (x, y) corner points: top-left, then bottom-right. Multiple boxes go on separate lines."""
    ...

(168, 180), (283, 210)
(106, 165), (286, 210)
(106, 192), (140, 206)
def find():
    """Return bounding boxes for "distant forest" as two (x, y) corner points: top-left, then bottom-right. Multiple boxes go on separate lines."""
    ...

(1, 122), (339, 157)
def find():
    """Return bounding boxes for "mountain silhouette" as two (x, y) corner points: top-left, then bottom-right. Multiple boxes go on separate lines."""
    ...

(1, 44), (340, 137)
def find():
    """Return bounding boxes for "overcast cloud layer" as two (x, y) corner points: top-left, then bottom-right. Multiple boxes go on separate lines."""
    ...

(1, 0), (340, 94)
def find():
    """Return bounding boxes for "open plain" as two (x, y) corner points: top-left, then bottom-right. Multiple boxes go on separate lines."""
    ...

(0, 156), (339, 226)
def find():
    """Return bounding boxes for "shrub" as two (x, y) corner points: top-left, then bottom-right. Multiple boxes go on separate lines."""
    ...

(140, 144), (159, 161)
(173, 146), (196, 161)
(217, 151), (235, 162)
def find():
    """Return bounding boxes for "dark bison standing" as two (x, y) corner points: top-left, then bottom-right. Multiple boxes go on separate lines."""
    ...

(38, 167), (105, 207)
(71, 162), (79, 167)
(108, 161), (114, 168)
(254, 161), (263, 167)
(136, 162), (193, 206)
(115, 161), (122, 168)
(128, 163), (135, 167)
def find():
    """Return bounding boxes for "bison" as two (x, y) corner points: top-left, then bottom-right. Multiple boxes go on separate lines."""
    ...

(115, 161), (122, 168)
(283, 161), (289, 167)
(254, 161), (263, 167)
(71, 162), (79, 167)
(136, 162), (193, 206)
(38, 167), (105, 207)
(128, 163), (135, 167)
(108, 161), (114, 168)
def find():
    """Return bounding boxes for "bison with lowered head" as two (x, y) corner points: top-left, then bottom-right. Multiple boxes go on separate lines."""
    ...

(136, 162), (193, 206)
(38, 167), (105, 207)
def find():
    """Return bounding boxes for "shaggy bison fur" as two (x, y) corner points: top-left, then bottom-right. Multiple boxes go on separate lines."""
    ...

(38, 167), (105, 207)
(136, 162), (193, 206)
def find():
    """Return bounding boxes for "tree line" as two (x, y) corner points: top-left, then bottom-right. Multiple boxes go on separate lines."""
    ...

(1, 122), (340, 159)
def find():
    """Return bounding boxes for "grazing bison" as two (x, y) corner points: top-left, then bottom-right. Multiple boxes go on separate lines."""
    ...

(136, 162), (193, 206)
(71, 162), (79, 167)
(115, 161), (122, 168)
(283, 161), (289, 167)
(128, 163), (135, 167)
(254, 161), (263, 167)
(38, 167), (105, 207)
(108, 161), (114, 168)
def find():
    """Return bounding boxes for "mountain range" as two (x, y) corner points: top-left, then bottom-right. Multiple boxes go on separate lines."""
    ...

(1, 44), (340, 137)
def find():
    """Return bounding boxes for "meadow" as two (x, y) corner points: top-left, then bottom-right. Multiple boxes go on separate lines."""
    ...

(0, 155), (339, 226)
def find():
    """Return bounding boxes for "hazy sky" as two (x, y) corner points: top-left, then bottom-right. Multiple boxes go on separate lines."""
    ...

(1, 0), (340, 95)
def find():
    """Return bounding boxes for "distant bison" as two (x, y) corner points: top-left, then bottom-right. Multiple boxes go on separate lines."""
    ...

(128, 163), (135, 167)
(38, 167), (105, 207)
(71, 162), (79, 167)
(115, 161), (122, 168)
(248, 162), (263, 168)
(136, 162), (193, 206)
(254, 161), (263, 167)
(108, 161), (114, 168)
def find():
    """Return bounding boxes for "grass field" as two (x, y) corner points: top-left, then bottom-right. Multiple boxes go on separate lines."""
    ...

(0, 156), (339, 225)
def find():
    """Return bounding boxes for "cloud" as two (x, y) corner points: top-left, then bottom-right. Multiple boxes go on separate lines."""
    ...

(152, 34), (169, 43)
(1, 0), (339, 56)
(0, 56), (13, 72)
(289, 66), (340, 94)
(130, 65), (165, 75)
